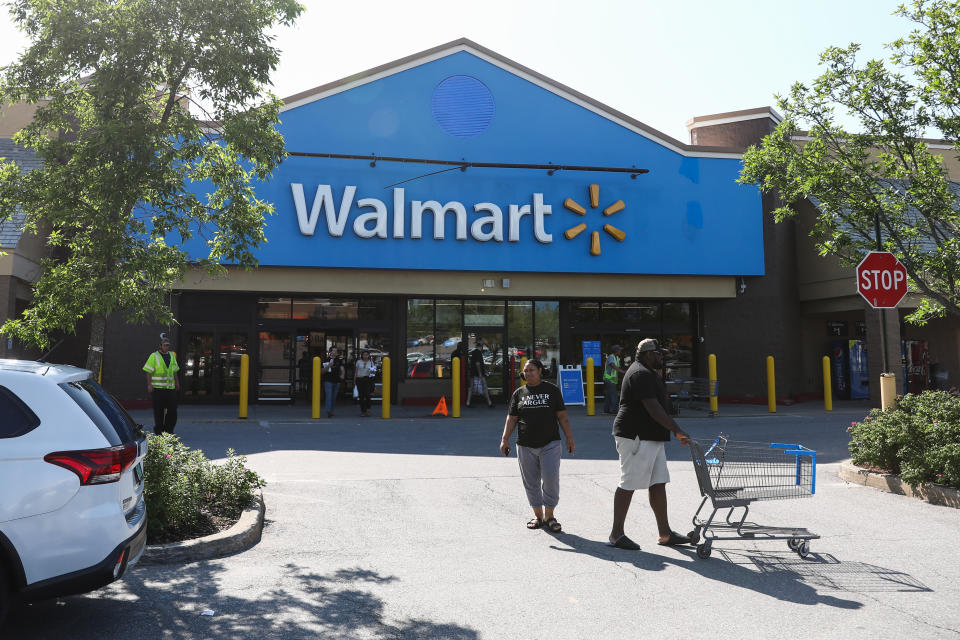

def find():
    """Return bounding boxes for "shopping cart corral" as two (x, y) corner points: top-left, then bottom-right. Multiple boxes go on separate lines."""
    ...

(687, 434), (819, 560)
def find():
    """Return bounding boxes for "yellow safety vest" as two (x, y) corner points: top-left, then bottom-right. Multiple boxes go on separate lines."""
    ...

(143, 351), (179, 389)
(604, 355), (621, 383)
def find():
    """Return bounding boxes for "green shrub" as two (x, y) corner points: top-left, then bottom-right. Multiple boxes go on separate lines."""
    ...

(143, 434), (266, 542)
(849, 390), (960, 489)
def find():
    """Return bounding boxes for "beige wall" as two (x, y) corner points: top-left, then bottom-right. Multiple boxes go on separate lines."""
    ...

(0, 101), (40, 137)
(177, 266), (736, 299)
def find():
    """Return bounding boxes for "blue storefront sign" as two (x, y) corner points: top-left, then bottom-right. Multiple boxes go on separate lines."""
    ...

(582, 340), (602, 368)
(182, 45), (765, 277)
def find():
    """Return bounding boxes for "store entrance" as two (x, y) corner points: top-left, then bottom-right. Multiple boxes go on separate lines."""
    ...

(292, 330), (353, 399)
(181, 329), (249, 402)
(466, 330), (505, 405)
(257, 329), (354, 402)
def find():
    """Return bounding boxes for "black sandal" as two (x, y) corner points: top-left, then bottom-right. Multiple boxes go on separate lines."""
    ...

(544, 517), (562, 533)
(526, 518), (543, 529)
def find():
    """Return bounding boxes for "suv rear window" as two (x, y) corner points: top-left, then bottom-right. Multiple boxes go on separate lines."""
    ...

(59, 379), (140, 445)
(0, 385), (41, 438)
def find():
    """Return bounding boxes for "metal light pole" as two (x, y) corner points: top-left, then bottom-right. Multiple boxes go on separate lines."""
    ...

(875, 212), (890, 373)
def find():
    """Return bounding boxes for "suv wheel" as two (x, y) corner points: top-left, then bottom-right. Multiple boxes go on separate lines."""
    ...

(0, 563), (9, 628)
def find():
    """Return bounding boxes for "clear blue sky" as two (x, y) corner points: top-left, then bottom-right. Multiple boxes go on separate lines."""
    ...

(0, 0), (909, 142)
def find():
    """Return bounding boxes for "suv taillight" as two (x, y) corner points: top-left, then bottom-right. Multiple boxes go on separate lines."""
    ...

(44, 443), (138, 485)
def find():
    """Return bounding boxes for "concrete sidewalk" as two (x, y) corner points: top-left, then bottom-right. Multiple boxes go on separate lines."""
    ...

(9, 398), (959, 639)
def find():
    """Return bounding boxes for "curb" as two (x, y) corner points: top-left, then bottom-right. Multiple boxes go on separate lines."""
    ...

(139, 490), (265, 564)
(838, 462), (960, 509)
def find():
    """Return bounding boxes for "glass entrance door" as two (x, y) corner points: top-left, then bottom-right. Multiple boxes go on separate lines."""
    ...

(467, 330), (505, 405)
(258, 331), (293, 401)
(183, 330), (249, 401)
(292, 330), (353, 401)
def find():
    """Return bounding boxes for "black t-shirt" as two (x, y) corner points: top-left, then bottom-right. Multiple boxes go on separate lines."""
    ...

(470, 348), (486, 377)
(508, 381), (565, 448)
(612, 361), (670, 441)
(324, 357), (344, 383)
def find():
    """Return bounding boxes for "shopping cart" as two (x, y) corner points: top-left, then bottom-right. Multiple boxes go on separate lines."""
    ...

(687, 433), (819, 559)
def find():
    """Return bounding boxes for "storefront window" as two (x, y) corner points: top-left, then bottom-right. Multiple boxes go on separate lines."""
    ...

(435, 300), (463, 376)
(569, 301), (599, 325)
(464, 299), (504, 325)
(663, 302), (692, 328)
(601, 301), (660, 324)
(292, 298), (359, 320)
(535, 301), (560, 378)
(663, 333), (694, 380)
(258, 297), (291, 319)
(508, 301), (533, 385)
(406, 299), (435, 378)
(217, 333), (248, 396)
(358, 298), (392, 321)
(183, 332), (214, 397)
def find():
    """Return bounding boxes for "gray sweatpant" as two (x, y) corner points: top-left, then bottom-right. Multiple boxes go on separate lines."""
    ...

(517, 440), (562, 508)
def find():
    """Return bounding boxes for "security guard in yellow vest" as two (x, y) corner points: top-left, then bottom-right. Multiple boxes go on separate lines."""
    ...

(603, 344), (626, 414)
(143, 333), (180, 435)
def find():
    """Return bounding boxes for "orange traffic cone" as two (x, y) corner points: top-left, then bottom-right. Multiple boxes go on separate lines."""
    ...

(432, 396), (449, 416)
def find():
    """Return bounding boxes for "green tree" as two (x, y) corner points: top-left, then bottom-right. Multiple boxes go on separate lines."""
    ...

(740, 0), (960, 324)
(0, 0), (302, 371)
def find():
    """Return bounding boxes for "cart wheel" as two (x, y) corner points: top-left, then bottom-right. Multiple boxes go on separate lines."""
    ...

(797, 541), (810, 559)
(687, 529), (701, 545)
(787, 537), (800, 551)
(696, 542), (712, 559)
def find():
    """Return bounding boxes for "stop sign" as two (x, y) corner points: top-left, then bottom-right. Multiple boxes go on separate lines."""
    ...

(857, 251), (908, 308)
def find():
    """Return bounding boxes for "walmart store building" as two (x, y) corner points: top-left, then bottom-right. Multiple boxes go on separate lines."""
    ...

(104, 40), (802, 406)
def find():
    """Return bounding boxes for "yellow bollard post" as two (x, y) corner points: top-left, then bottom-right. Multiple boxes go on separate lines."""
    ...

(382, 356), (391, 419)
(708, 353), (718, 415)
(586, 357), (595, 416)
(520, 356), (528, 386)
(239, 354), (249, 419)
(312, 356), (321, 419)
(436, 364), (443, 378)
(452, 357), (460, 418)
(766, 355), (776, 413)
(822, 356), (833, 411)
(880, 373), (897, 410)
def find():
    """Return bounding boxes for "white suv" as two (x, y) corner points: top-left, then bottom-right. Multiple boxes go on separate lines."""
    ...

(0, 359), (147, 625)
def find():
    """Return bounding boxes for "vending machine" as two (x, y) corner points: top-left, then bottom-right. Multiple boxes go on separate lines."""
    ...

(902, 339), (929, 395)
(831, 340), (850, 400)
(848, 339), (870, 399)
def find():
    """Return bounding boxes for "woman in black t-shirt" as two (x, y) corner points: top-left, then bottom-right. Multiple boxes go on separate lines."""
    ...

(499, 359), (575, 533)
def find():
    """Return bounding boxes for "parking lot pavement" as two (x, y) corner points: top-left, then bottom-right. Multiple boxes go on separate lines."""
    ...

(6, 401), (960, 639)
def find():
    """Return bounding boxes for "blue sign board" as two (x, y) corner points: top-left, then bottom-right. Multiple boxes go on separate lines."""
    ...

(558, 366), (585, 406)
(582, 341), (602, 368)
(181, 49), (765, 277)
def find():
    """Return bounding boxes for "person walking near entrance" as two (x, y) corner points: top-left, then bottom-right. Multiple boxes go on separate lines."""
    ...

(499, 358), (575, 533)
(603, 344), (626, 414)
(608, 338), (692, 550)
(466, 340), (493, 408)
(323, 347), (345, 418)
(354, 350), (377, 417)
(143, 333), (180, 435)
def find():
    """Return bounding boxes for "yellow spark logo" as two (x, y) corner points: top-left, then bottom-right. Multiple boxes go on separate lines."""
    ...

(562, 184), (626, 256)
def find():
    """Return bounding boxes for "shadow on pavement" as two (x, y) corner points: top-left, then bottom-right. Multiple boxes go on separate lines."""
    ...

(4, 563), (478, 640)
(541, 531), (925, 608)
(164, 409), (863, 464)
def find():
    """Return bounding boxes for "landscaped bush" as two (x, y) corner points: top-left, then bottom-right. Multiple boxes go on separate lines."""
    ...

(143, 434), (266, 543)
(849, 390), (960, 489)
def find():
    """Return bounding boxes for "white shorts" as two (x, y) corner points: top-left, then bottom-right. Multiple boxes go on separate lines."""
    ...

(614, 437), (670, 490)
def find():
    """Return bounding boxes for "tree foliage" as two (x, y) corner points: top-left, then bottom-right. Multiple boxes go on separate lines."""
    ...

(0, 0), (302, 367)
(739, 0), (960, 324)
